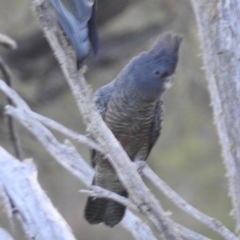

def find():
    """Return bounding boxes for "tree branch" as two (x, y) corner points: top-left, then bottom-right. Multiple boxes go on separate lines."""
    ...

(0, 147), (77, 240)
(175, 224), (211, 240)
(0, 34), (17, 50)
(81, 186), (139, 211)
(29, 111), (103, 152)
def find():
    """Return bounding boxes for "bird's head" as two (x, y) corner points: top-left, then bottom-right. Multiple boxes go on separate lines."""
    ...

(128, 32), (182, 101)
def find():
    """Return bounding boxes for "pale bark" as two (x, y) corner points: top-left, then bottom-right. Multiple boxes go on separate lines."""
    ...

(0, 147), (76, 240)
(190, 0), (240, 234)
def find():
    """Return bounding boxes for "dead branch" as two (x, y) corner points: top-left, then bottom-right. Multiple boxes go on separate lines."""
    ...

(0, 34), (17, 50)
(0, 147), (77, 240)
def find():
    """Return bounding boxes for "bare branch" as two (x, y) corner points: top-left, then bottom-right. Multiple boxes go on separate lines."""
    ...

(136, 161), (238, 240)
(5, 105), (93, 186)
(175, 224), (212, 240)
(29, 111), (103, 152)
(0, 33), (17, 50)
(0, 147), (76, 240)
(80, 186), (139, 211)
(0, 80), (29, 110)
(0, 59), (23, 160)
(32, 1), (181, 238)
(0, 79), (102, 152)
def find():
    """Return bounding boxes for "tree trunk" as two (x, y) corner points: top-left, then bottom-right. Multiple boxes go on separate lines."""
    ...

(190, 0), (240, 234)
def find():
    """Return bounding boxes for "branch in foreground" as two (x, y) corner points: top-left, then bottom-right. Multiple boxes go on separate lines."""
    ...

(0, 80), (212, 240)
(0, 79), (101, 152)
(5, 105), (93, 186)
(81, 186), (139, 211)
(0, 33), (17, 50)
(0, 228), (15, 240)
(33, 1), (181, 239)
(136, 162), (237, 240)
(30, 111), (103, 152)
(0, 147), (76, 240)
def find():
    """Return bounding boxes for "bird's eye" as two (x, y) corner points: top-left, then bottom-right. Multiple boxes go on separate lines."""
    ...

(155, 70), (160, 75)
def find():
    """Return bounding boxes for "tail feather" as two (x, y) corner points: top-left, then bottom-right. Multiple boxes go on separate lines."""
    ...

(84, 197), (108, 224)
(84, 190), (128, 227)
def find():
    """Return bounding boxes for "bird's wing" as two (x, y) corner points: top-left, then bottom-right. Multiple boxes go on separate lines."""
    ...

(51, 0), (98, 67)
(90, 81), (115, 166)
(134, 100), (164, 162)
(147, 100), (164, 156)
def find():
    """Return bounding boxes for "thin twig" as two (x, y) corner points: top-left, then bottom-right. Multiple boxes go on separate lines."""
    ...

(0, 33), (17, 50)
(29, 111), (103, 152)
(136, 161), (237, 240)
(0, 78), (101, 152)
(80, 186), (138, 211)
(0, 58), (23, 161)
(175, 224), (212, 240)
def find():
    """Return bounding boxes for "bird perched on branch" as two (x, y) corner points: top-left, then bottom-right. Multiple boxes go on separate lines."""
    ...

(85, 32), (182, 227)
(51, 0), (99, 68)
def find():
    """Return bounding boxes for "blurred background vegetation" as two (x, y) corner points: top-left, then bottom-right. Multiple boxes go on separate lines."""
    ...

(0, 0), (234, 239)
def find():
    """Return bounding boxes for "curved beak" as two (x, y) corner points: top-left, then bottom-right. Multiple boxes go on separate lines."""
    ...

(163, 74), (174, 90)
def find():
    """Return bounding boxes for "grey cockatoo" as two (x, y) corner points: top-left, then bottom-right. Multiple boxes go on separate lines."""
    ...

(51, 0), (99, 68)
(84, 32), (182, 227)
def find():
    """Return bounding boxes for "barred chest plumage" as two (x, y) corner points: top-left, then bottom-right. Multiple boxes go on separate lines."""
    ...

(104, 94), (156, 160)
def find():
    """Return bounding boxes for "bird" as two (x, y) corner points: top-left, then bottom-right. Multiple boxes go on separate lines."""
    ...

(84, 32), (182, 227)
(50, 0), (99, 68)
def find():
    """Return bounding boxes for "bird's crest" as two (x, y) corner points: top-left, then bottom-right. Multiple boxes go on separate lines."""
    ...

(151, 32), (183, 56)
